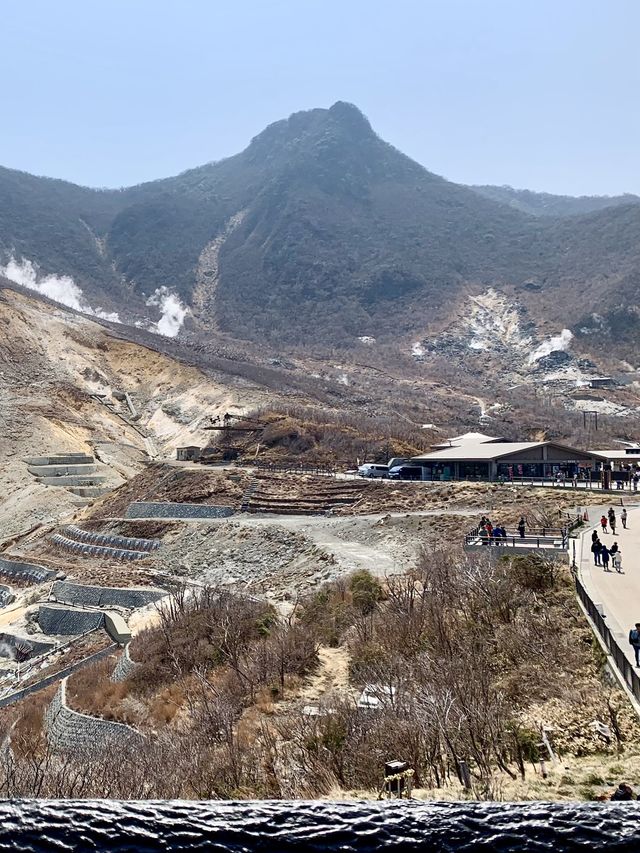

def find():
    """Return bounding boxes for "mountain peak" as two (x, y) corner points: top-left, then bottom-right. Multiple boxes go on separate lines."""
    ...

(328, 101), (373, 136)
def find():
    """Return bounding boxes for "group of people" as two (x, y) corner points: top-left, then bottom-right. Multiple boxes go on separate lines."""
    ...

(478, 515), (528, 544)
(591, 508), (627, 572)
(479, 516), (507, 544)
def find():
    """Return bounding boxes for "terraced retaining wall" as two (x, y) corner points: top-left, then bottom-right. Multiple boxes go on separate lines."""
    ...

(51, 581), (165, 610)
(37, 476), (107, 487)
(28, 465), (97, 477)
(111, 644), (139, 682)
(45, 678), (145, 754)
(63, 526), (160, 552)
(37, 606), (105, 636)
(0, 558), (56, 584)
(24, 455), (94, 466)
(50, 535), (150, 561)
(126, 502), (235, 519)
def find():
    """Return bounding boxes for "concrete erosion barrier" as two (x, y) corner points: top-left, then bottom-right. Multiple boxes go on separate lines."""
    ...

(24, 455), (94, 466)
(51, 581), (165, 610)
(45, 678), (145, 754)
(28, 464), (97, 477)
(37, 605), (105, 636)
(111, 643), (139, 682)
(50, 535), (151, 561)
(0, 585), (15, 608)
(37, 476), (107, 487)
(0, 557), (56, 584)
(126, 501), (235, 520)
(63, 525), (160, 552)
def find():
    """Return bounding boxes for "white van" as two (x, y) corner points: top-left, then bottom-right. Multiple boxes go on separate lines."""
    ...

(357, 464), (389, 478)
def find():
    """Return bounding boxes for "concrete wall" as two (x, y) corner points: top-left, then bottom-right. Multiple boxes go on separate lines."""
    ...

(51, 581), (164, 610)
(0, 632), (54, 657)
(0, 585), (15, 609)
(45, 678), (145, 754)
(0, 557), (56, 584)
(37, 476), (107, 487)
(28, 464), (97, 477)
(50, 535), (150, 561)
(37, 606), (105, 636)
(111, 644), (139, 682)
(126, 501), (235, 519)
(64, 525), (160, 552)
(103, 612), (131, 645)
(24, 455), (94, 466)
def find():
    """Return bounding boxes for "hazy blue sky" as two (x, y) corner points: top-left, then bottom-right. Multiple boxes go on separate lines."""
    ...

(2, 0), (639, 194)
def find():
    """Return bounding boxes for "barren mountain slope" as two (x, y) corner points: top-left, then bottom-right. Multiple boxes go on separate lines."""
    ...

(0, 284), (265, 541)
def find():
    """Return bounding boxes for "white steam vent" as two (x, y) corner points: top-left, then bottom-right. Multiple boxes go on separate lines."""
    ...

(0, 256), (120, 322)
(146, 287), (189, 338)
(528, 329), (573, 364)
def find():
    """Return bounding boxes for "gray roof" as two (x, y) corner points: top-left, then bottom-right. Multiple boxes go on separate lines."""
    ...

(413, 441), (542, 461)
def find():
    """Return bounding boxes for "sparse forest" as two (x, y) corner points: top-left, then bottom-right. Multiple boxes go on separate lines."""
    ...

(1, 551), (636, 800)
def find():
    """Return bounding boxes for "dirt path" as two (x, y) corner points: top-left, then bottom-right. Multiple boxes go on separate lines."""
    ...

(297, 645), (351, 703)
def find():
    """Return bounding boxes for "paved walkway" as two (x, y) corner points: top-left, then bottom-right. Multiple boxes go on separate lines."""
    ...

(578, 504), (640, 669)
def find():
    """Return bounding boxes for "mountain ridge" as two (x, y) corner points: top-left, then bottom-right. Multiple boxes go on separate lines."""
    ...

(1, 101), (640, 354)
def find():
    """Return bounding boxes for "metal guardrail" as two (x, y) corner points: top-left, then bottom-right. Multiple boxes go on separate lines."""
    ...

(252, 462), (338, 476)
(574, 575), (640, 704)
(465, 525), (569, 550)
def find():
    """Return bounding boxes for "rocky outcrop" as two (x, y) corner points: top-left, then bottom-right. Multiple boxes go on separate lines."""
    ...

(45, 678), (144, 754)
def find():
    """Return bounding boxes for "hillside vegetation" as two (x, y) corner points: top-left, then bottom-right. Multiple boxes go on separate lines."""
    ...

(4, 103), (640, 350)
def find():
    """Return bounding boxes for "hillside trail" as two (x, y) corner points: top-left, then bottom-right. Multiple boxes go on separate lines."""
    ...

(298, 645), (351, 702)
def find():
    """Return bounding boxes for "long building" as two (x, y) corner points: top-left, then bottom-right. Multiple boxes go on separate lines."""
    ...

(411, 434), (595, 481)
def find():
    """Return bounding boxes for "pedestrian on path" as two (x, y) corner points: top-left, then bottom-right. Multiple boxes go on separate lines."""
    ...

(601, 545), (611, 571)
(592, 528), (600, 544)
(592, 538), (602, 566)
(629, 623), (640, 667)
(622, 507), (628, 529)
(610, 541), (619, 555)
(601, 515), (608, 534)
(613, 551), (623, 573)
(609, 508), (616, 534)
(518, 517), (526, 538)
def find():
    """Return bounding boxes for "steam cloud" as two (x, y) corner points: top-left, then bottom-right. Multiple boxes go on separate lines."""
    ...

(0, 256), (120, 322)
(145, 287), (189, 338)
(528, 328), (573, 364)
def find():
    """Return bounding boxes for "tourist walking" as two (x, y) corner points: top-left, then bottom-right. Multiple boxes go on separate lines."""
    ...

(591, 538), (602, 566)
(608, 508), (616, 534)
(633, 474), (639, 492)
(601, 544), (611, 571)
(518, 516), (526, 538)
(592, 528), (600, 544)
(629, 623), (640, 667)
(601, 515), (608, 534)
(613, 551), (623, 573)
(622, 507), (628, 529)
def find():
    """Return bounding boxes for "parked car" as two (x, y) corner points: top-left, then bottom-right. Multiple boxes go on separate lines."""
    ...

(388, 465), (422, 481)
(357, 464), (389, 478)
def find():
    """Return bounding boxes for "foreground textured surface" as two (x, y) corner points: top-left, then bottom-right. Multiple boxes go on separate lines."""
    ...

(0, 800), (639, 851)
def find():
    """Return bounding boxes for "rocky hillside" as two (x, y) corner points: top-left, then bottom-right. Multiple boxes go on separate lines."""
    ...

(4, 102), (640, 354)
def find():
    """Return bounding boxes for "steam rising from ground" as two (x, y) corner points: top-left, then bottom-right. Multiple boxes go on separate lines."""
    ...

(145, 287), (189, 338)
(528, 329), (573, 364)
(0, 257), (120, 322)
